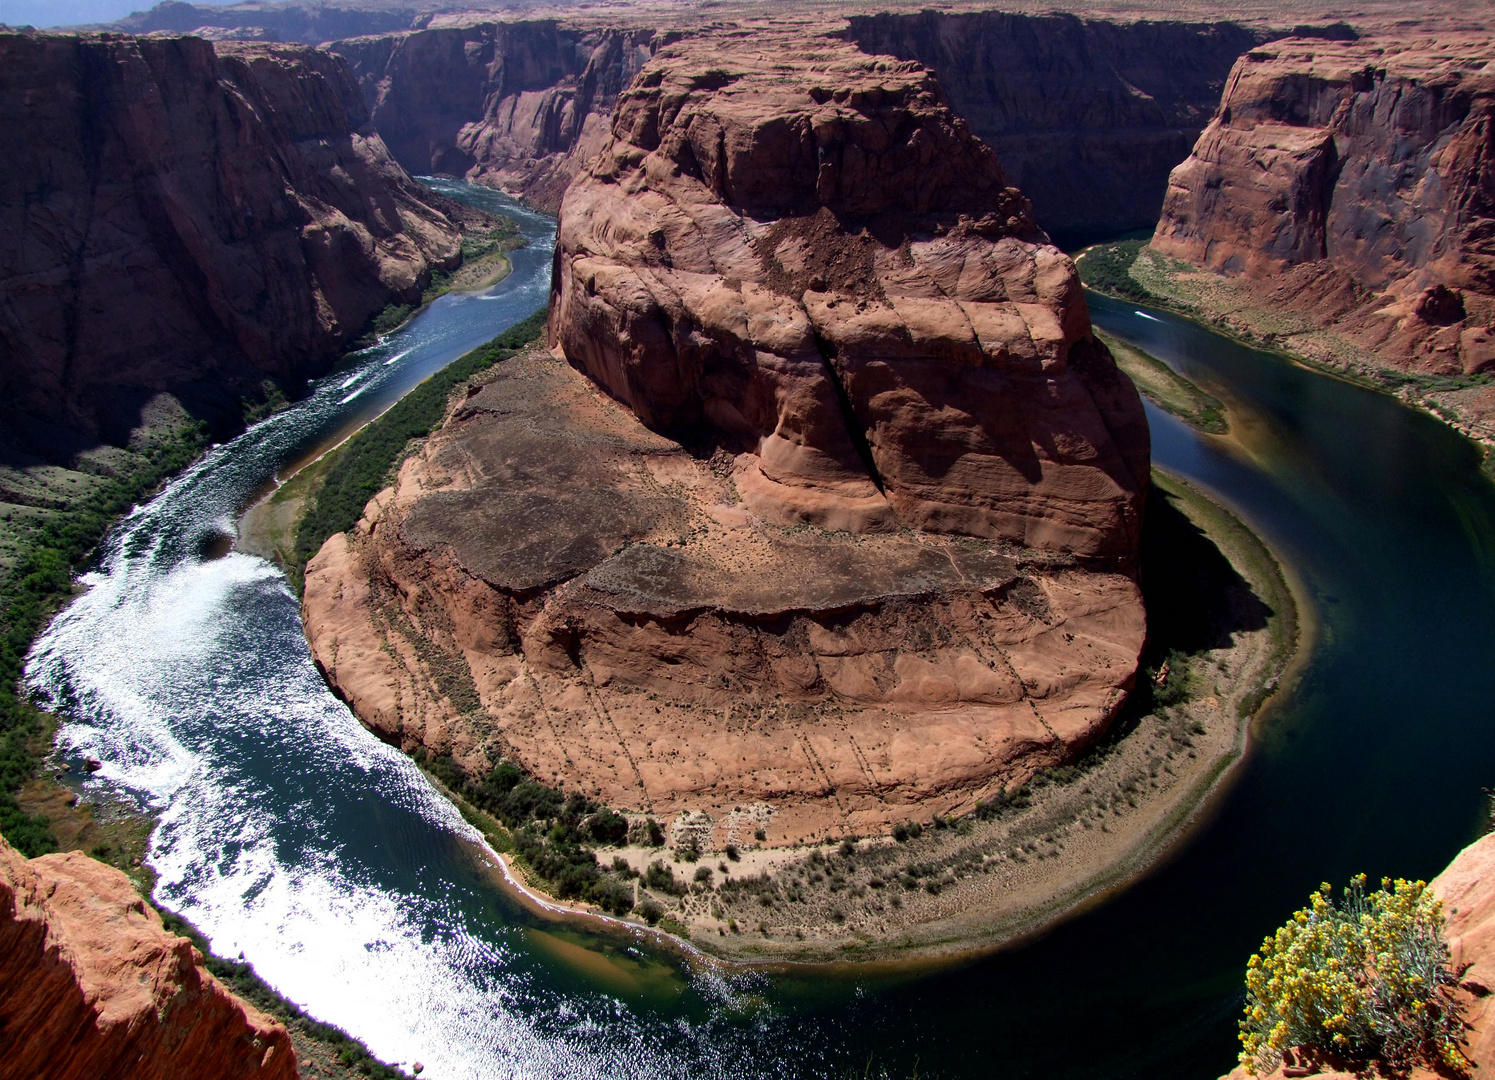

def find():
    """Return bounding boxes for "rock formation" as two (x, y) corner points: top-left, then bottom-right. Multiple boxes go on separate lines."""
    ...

(0, 832), (298, 1080)
(1152, 35), (1495, 378)
(329, 10), (1359, 240)
(838, 11), (1290, 244)
(1216, 831), (1495, 1080)
(100, 0), (421, 43)
(0, 31), (461, 443)
(303, 35), (1149, 846)
(332, 20), (662, 211)
(551, 35), (1150, 555)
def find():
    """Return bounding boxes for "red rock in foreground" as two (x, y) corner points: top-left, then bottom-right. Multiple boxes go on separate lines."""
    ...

(1152, 35), (1495, 379)
(0, 833), (298, 1080)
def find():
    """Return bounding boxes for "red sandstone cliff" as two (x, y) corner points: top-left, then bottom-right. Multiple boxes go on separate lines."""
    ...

(1152, 36), (1495, 378)
(0, 32), (462, 442)
(838, 11), (1294, 244)
(550, 34), (1149, 557)
(0, 833), (298, 1080)
(330, 11), (1337, 240)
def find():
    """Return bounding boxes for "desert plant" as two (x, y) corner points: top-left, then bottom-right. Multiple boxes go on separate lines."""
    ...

(1239, 875), (1467, 1075)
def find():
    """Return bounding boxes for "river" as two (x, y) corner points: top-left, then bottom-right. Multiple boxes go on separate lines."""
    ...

(24, 184), (1495, 1079)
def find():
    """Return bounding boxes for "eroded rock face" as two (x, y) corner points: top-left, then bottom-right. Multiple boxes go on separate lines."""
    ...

(332, 21), (662, 212)
(303, 350), (1145, 844)
(838, 11), (1284, 244)
(305, 32), (1148, 845)
(0, 833), (298, 1080)
(549, 37), (1150, 558)
(1152, 36), (1495, 376)
(0, 32), (461, 441)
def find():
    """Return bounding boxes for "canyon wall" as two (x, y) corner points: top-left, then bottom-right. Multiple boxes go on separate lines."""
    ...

(304, 31), (1149, 844)
(1151, 35), (1495, 377)
(331, 11), (1346, 239)
(0, 833), (298, 1080)
(331, 21), (661, 212)
(549, 33), (1149, 555)
(101, 0), (421, 42)
(0, 32), (461, 444)
(838, 11), (1289, 245)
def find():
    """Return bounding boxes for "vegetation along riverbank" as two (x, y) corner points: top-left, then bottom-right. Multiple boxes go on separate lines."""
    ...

(1077, 240), (1495, 475)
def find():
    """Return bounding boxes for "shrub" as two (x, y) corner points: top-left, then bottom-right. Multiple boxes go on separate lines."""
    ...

(1075, 240), (1152, 301)
(587, 809), (628, 846)
(1239, 876), (1467, 1075)
(646, 860), (684, 896)
(638, 899), (664, 925)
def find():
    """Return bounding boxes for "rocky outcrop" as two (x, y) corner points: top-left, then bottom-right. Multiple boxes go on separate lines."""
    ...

(331, 21), (661, 212)
(304, 34), (1148, 846)
(303, 349), (1146, 845)
(0, 32), (461, 443)
(0, 832), (298, 1080)
(839, 11), (1288, 244)
(332, 11), (1345, 239)
(316, 8), (1364, 244)
(550, 35), (1149, 557)
(1214, 831), (1495, 1080)
(1152, 35), (1495, 378)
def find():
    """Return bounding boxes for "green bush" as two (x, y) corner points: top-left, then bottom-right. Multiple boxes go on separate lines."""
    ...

(293, 309), (547, 575)
(646, 859), (684, 896)
(1076, 240), (1152, 301)
(1239, 875), (1467, 1074)
(419, 749), (637, 913)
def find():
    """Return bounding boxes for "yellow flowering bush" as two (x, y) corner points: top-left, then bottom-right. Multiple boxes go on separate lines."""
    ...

(1239, 875), (1467, 1075)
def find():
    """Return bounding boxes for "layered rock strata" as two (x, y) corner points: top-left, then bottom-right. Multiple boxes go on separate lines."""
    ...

(0, 32), (461, 442)
(1152, 36), (1495, 379)
(0, 833), (298, 1080)
(838, 11), (1288, 244)
(304, 349), (1146, 844)
(550, 37), (1150, 557)
(332, 21), (662, 212)
(305, 39), (1149, 846)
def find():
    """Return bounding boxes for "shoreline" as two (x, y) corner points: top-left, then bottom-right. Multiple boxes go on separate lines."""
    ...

(369, 467), (1308, 970)
(1076, 244), (1495, 469)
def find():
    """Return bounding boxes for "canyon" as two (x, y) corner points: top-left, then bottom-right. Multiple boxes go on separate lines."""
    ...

(1, 0), (1494, 1068)
(0, 832), (299, 1080)
(322, 10), (1353, 241)
(1146, 34), (1495, 434)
